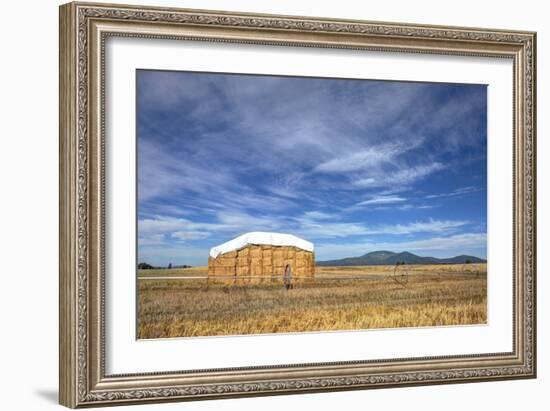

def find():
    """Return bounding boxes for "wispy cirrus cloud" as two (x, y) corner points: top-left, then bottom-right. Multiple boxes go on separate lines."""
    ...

(313, 143), (404, 174)
(356, 195), (407, 206)
(302, 211), (336, 220)
(140, 213), (467, 247)
(171, 231), (211, 241)
(372, 218), (467, 235)
(353, 162), (445, 189)
(424, 185), (482, 200)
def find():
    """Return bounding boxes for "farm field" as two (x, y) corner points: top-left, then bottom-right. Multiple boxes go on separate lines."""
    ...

(137, 263), (487, 339)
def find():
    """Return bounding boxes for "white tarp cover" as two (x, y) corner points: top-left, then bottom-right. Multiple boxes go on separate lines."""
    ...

(209, 232), (314, 258)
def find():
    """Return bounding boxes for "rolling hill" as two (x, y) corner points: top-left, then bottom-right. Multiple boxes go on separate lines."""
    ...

(316, 251), (486, 266)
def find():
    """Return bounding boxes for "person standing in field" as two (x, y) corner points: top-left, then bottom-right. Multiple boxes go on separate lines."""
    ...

(283, 263), (293, 290)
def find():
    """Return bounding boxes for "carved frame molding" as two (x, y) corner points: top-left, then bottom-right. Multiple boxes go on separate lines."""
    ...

(59, 2), (536, 408)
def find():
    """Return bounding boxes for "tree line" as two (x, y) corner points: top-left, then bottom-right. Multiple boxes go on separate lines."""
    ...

(137, 262), (191, 270)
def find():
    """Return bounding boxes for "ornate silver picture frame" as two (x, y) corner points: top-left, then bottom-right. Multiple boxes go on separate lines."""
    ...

(59, 1), (536, 407)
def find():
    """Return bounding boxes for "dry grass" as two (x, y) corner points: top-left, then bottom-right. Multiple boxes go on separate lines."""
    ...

(137, 264), (487, 339)
(138, 266), (209, 277)
(315, 263), (487, 276)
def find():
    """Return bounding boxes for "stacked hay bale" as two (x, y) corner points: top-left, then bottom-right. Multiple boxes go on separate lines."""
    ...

(208, 232), (315, 285)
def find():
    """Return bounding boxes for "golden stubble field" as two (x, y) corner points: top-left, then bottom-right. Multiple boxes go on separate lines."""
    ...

(137, 263), (487, 339)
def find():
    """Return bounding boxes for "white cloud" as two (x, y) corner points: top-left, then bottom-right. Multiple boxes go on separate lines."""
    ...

(139, 216), (226, 238)
(374, 219), (467, 235)
(140, 211), (468, 252)
(314, 143), (402, 173)
(138, 234), (166, 246)
(353, 162), (445, 189)
(425, 186), (481, 199)
(171, 231), (211, 241)
(296, 222), (370, 239)
(139, 211), (281, 244)
(356, 195), (407, 206)
(293, 216), (467, 240)
(216, 211), (280, 231)
(392, 232), (486, 252)
(303, 211), (336, 220)
(137, 139), (238, 202)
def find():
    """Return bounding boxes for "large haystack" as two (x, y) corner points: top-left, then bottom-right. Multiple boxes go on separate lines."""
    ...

(208, 232), (315, 284)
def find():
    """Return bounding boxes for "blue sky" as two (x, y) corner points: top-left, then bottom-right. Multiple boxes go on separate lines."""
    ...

(137, 70), (487, 267)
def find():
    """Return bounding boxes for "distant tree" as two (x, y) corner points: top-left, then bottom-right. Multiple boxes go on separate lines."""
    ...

(137, 262), (154, 270)
(168, 262), (172, 269)
(465, 259), (472, 264)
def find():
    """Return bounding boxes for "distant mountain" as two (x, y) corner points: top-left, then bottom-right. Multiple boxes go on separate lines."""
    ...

(317, 251), (486, 266)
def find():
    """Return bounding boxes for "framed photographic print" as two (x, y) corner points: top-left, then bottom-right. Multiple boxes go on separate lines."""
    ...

(59, 1), (537, 408)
